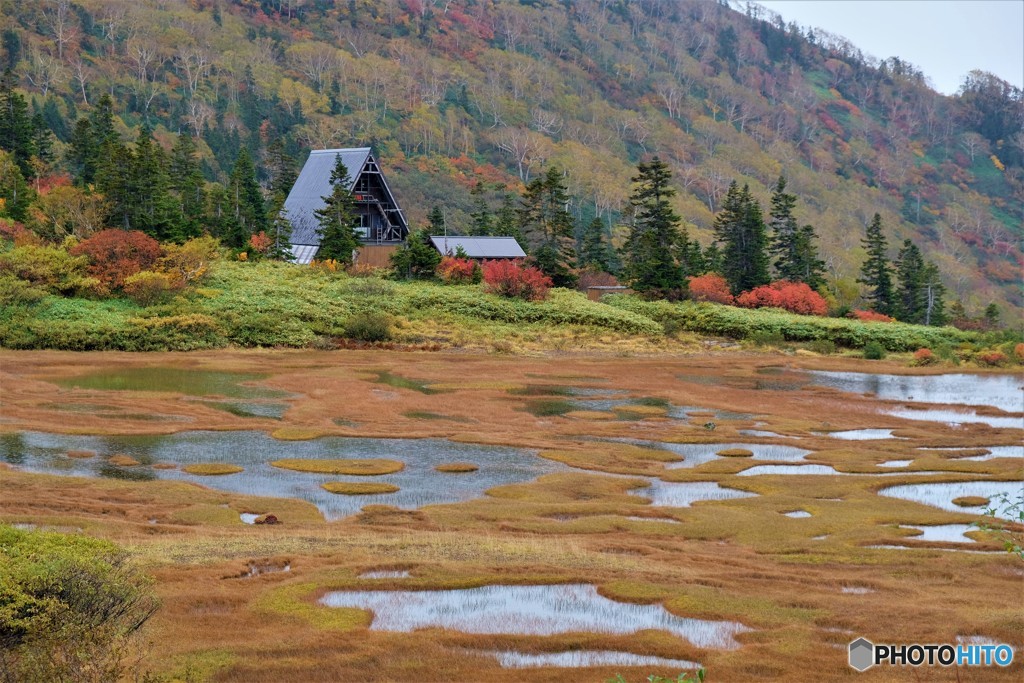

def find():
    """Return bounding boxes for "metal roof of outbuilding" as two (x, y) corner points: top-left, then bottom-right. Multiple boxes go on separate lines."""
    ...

(429, 236), (527, 259)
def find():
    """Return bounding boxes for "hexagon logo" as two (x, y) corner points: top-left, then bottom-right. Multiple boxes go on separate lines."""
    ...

(849, 637), (875, 672)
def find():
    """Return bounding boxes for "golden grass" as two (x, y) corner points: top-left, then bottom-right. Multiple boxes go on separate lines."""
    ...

(564, 410), (616, 420)
(953, 496), (990, 507)
(270, 426), (327, 441)
(66, 449), (95, 459)
(321, 482), (400, 495)
(4, 349), (1024, 683)
(270, 458), (404, 475)
(434, 462), (479, 473)
(182, 463), (244, 476)
(108, 454), (140, 466)
(717, 448), (754, 457)
(153, 463), (177, 470)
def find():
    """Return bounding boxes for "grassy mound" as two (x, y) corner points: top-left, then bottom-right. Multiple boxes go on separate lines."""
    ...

(66, 450), (95, 459)
(717, 448), (754, 457)
(952, 496), (989, 507)
(321, 482), (400, 495)
(271, 458), (405, 476)
(183, 463), (244, 475)
(434, 462), (479, 473)
(108, 454), (140, 467)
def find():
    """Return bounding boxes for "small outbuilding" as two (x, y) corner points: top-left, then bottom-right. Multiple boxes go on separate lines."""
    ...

(284, 147), (408, 265)
(429, 236), (526, 260)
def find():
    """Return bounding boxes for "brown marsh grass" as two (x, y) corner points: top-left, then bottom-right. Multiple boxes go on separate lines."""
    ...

(0, 348), (1021, 682)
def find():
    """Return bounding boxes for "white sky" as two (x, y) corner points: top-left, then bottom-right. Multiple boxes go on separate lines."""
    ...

(754, 0), (1024, 95)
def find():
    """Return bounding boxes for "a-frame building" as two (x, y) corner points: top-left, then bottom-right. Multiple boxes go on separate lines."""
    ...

(284, 147), (409, 264)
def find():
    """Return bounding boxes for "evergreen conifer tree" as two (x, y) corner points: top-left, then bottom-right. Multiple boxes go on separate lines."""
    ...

(713, 181), (769, 294)
(314, 155), (360, 264)
(579, 217), (614, 273)
(427, 205), (446, 233)
(0, 69), (36, 177)
(519, 166), (577, 287)
(390, 228), (441, 279)
(468, 181), (493, 236)
(920, 261), (946, 326)
(620, 157), (688, 300)
(131, 124), (180, 240)
(494, 193), (526, 250)
(226, 147), (267, 248)
(168, 133), (206, 239)
(857, 213), (895, 315)
(767, 176), (825, 287)
(894, 239), (925, 323)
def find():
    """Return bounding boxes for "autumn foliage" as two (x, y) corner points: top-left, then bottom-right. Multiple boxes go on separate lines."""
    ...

(436, 256), (480, 284)
(688, 273), (734, 305)
(911, 348), (937, 366)
(69, 229), (161, 290)
(735, 280), (827, 316)
(849, 309), (894, 323)
(481, 259), (552, 301)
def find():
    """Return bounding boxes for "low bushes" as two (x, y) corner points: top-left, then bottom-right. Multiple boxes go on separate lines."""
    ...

(850, 309), (893, 323)
(481, 259), (552, 301)
(687, 273), (734, 305)
(343, 311), (392, 342)
(437, 256), (480, 284)
(606, 296), (977, 352)
(735, 281), (828, 316)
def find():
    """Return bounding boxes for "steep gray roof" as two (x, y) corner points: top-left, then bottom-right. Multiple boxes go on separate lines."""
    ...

(429, 236), (527, 259)
(284, 147), (371, 246)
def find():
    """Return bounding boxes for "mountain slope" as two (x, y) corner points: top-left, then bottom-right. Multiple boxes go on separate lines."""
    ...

(1, 0), (1021, 315)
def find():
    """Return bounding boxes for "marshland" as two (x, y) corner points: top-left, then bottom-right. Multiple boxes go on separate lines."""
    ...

(1, 349), (1021, 681)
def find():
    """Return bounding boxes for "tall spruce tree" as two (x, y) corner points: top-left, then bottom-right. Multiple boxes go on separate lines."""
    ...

(314, 155), (360, 264)
(894, 239), (925, 323)
(468, 181), (493, 235)
(620, 157), (688, 300)
(131, 124), (179, 240)
(767, 176), (825, 288)
(427, 206), (446, 233)
(226, 147), (267, 248)
(390, 228), (440, 279)
(0, 69), (36, 178)
(579, 217), (614, 273)
(494, 192), (525, 250)
(713, 181), (770, 294)
(168, 133), (206, 240)
(265, 140), (296, 259)
(857, 213), (895, 315)
(518, 166), (577, 287)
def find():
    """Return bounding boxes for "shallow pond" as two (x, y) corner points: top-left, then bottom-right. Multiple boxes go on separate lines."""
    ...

(898, 524), (977, 543)
(54, 367), (290, 399)
(662, 442), (812, 468)
(0, 431), (562, 520)
(360, 570), (411, 579)
(879, 480), (1024, 520)
(484, 649), (700, 669)
(738, 464), (845, 476)
(805, 371), (1023, 413)
(884, 407), (1022, 429)
(631, 480), (756, 507)
(319, 583), (750, 649)
(816, 429), (903, 440)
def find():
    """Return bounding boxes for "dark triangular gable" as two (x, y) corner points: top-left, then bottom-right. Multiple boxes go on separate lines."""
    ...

(283, 148), (408, 263)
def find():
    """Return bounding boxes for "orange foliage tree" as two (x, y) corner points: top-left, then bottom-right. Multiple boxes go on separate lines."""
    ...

(735, 281), (828, 316)
(481, 259), (552, 301)
(688, 273), (734, 305)
(69, 229), (161, 291)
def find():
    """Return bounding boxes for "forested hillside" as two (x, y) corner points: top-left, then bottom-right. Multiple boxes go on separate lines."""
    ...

(0, 0), (1021, 316)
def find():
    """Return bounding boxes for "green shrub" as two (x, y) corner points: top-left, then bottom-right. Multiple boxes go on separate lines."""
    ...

(0, 525), (159, 682)
(0, 244), (98, 296)
(749, 329), (785, 347)
(0, 274), (47, 306)
(863, 341), (886, 359)
(807, 338), (836, 355)
(343, 311), (393, 342)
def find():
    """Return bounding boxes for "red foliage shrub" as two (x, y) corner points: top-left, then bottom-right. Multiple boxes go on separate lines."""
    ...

(248, 231), (272, 255)
(735, 281), (827, 316)
(1014, 343), (1024, 363)
(976, 351), (1007, 367)
(850, 309), (894, 323)
(437, 256), (479, 284)
(70, 229), (161, 290)
(0, 219), (39, 246)
(688, 273), (734, 305)
(577, 269), (619, 291)
(481, 259), (552, 301)
(911, 348), (937, 366)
